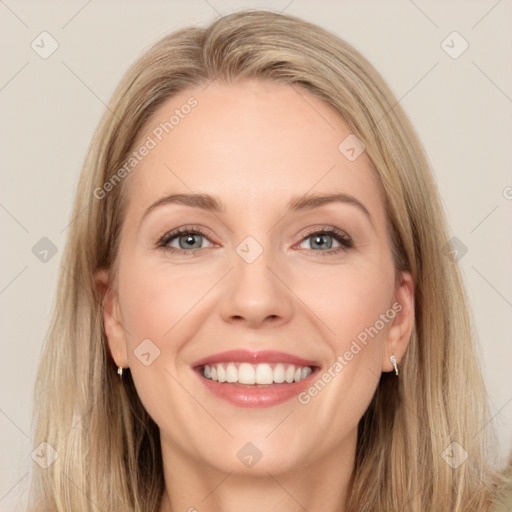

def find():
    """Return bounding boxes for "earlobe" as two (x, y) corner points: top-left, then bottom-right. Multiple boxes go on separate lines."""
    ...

(382, 271), (415, 374)
(93, 269), (129, 368)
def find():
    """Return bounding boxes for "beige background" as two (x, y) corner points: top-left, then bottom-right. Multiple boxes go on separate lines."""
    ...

(1, 1), (511, 509)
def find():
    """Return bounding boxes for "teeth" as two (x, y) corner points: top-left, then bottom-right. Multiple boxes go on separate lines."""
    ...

(255, 363), (273, 385)
(226, 362), (237, 383)
(270, 363), (282, 383)
(202, 362), (313, 384)
(239, 362), (255, 384)
(217, 363), (227, 383)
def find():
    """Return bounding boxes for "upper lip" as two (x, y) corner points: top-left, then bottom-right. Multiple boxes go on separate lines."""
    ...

(191, 349), (319, 368)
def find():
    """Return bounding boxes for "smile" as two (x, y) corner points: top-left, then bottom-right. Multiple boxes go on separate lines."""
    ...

(202, 362), (313, 385)
(191, 349), (321, 407)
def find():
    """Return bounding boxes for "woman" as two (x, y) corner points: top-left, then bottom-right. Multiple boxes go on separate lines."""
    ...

(28, 9), (510, 511)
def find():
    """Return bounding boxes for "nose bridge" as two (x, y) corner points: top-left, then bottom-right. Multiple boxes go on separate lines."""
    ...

(219, 232), (293, 327)
(233, 232), (280, 300)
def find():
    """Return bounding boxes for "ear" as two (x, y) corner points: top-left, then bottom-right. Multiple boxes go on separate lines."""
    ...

(94, 269), (129, 369)
(381, 271), (415, 373)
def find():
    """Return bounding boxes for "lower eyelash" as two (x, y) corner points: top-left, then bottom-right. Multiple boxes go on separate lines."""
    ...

(157, 227), (353, 256)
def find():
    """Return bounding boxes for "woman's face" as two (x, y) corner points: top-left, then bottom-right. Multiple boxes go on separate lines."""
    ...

(97, 78), (413, 476)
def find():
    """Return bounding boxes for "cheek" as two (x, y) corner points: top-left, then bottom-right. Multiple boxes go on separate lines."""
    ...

(115, 256), (209, 436)
(118, 246), (395, 362)
(334, 273), (393, 353)
(114, 245), (396, 459)
(296, 264), (394, 425)
(296, 260), (395, 353)
(118, 256), (213, 346)
(293, 261), (394, 414)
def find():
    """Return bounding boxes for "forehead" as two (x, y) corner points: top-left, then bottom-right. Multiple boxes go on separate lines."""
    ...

(124, 79), (385, 223)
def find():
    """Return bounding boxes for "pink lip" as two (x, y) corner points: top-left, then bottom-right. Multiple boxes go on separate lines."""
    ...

(191, 350), (320, 408)
(191, 349), (319, 368)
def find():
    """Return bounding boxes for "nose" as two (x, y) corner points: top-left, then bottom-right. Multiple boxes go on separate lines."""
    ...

(219, 241), (294, 329)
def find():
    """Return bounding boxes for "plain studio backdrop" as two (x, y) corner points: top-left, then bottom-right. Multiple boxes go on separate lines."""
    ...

(0, 1), (511, 509)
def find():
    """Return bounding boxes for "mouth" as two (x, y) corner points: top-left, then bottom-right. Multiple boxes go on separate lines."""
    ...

(196, 361), (317, 387)
(191, 350), (321, 407)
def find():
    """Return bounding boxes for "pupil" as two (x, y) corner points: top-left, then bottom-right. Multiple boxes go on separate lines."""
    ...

(313, 234), (332, 250)
(182, 234), (199, 248)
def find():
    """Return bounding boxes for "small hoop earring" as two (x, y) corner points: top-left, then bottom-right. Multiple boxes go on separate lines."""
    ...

(117, 366), (124, 379)
(390, 354), (399, 376)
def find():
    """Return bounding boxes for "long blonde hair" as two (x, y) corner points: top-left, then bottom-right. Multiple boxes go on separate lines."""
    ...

(28, 9), (502, 511)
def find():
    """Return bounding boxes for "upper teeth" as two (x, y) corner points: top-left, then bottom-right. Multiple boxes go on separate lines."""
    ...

(203, 362), (312, 384)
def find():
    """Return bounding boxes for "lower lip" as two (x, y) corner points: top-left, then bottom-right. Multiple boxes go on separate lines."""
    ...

(194, 367), (318, 408)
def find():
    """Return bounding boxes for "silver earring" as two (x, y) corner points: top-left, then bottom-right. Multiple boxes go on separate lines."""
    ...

(117, 366), (124, 379)
(390, 354), (399, 376)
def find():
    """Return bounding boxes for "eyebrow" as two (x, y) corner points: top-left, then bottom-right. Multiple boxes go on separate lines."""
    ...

(141, 192), (372, 224)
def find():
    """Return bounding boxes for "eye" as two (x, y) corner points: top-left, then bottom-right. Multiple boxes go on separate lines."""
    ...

(156, 225), (353, 257)
(296, 227), (353, 257)
(157, 226), (214, 255)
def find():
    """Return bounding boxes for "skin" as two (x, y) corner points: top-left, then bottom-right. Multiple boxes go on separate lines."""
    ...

(95, 78), (414, 512)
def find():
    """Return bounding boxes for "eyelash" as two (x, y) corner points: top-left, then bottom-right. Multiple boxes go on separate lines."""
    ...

(156, 225), (353, 258)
